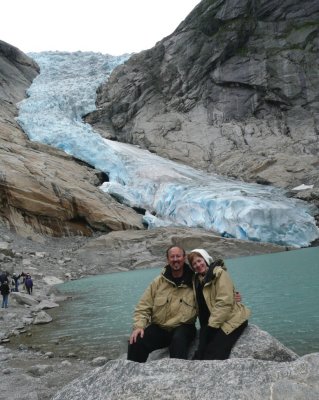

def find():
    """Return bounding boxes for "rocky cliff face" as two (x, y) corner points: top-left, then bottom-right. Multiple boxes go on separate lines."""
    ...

(88, 0), (319, 194)
(0, 39), (289, 252)
(2, 0), (319, 239)
(0, 40), (143, 238)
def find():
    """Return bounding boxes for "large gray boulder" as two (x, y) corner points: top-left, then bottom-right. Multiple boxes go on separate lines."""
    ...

(52, 353), (319, 400)
(148, 324), (298, 362)
(33, 310), (53, 324)
(11, 292), (39, 306)
(52, 325), (305, 399)
(229, 324), (298, 361)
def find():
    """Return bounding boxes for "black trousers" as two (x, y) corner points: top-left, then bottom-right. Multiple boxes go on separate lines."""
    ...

(196, 320), (248, 360)
(127, 323), (197, 363)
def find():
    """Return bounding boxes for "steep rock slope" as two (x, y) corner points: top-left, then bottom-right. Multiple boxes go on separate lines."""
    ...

(88, 0), (319, 192)
(0, 40), (143, 238)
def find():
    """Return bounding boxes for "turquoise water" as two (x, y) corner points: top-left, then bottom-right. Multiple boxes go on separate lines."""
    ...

(21, 247), (319, 359)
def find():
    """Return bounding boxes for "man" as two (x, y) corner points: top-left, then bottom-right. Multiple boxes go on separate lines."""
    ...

(127, 245), (197, 362)
(24, 273), (33, 295)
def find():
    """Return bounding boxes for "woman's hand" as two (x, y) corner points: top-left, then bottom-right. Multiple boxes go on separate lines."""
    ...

(235, 291), (242, 302)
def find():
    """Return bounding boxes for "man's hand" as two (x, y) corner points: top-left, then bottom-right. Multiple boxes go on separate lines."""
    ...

(235, 291), (242, 302)
(129, 328), (144, 344)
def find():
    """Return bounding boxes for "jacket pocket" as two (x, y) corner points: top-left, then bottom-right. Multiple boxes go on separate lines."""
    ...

(152, 296), (169, 325)
(180, 298), (196, 322)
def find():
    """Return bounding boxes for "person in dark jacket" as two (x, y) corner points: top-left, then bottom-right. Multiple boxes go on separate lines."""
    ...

(0, 271), (8, 284)
(188, 249), (250, 360)
(0, 280), (10, 308)
(24, 273), (33, 295)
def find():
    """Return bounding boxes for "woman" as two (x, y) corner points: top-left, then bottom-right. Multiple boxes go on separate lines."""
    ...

(188, 249), (250, 360)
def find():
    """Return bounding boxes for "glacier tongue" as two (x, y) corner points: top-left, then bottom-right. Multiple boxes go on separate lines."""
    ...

(17, 51), (319, 247)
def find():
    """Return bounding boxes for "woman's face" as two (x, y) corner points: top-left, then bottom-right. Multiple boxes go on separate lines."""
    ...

(191, 255), (208, 275)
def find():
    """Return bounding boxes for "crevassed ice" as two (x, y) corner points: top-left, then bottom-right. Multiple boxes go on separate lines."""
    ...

(17, 51), (319, 247)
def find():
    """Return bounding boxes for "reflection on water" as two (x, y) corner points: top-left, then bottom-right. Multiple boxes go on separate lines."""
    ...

(12, 247), (319, 359)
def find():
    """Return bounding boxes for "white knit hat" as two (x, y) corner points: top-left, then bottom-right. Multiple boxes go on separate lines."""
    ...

(190, 249), (213, 265)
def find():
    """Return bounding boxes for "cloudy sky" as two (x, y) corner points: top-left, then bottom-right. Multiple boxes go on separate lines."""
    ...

(1, 0), (201, 55)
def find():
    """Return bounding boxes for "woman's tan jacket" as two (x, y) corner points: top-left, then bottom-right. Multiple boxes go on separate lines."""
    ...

(198, 265), (251, 334)
(133, 264), (197, 331)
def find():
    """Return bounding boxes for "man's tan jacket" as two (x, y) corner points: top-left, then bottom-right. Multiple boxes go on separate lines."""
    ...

(133, 265), (197, 330)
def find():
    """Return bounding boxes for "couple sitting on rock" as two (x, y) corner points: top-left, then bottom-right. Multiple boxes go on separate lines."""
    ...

(127, 246), (250, 362)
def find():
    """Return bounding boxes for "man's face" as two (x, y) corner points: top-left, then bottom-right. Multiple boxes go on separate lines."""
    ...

(167, 247), (185, 274)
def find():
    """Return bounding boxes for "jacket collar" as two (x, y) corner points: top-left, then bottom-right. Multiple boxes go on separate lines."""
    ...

(162, 263), (194, 287)
(201, 259), (226, 285)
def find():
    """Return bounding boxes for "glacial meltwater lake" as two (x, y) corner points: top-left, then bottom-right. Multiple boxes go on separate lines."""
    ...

(15, 247), (319, 359)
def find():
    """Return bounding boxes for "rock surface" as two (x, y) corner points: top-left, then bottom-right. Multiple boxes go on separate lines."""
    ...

(88, 0), (319, 197)
(0, 344), (93, 400)
(148, 324), (298, 362)
(0, 40), (143, 238)
(52, 354), (319, 400)
(76, 227), (287, 273)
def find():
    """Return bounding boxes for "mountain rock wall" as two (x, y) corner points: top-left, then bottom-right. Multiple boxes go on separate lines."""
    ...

(2, 0), (319, 238)
(88, 0), (319, 193)
(75, 227), (286, 273)
(0, 40), (143, 238)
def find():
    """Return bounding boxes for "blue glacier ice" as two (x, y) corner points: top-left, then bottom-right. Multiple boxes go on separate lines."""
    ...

(16, 51), (319, 247)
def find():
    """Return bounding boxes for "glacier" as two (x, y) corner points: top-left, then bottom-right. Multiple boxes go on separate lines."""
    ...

(16, 51), (319, 247)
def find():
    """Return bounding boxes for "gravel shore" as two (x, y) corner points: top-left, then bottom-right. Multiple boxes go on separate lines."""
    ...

(0, 226), (102, 400)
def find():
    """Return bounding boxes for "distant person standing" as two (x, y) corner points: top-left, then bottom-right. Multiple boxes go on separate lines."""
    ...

(11, 272), (22, 292)
(0, 280), (10, 308)
(24, 273), (33, 295)
(0, 271), (8, 284)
